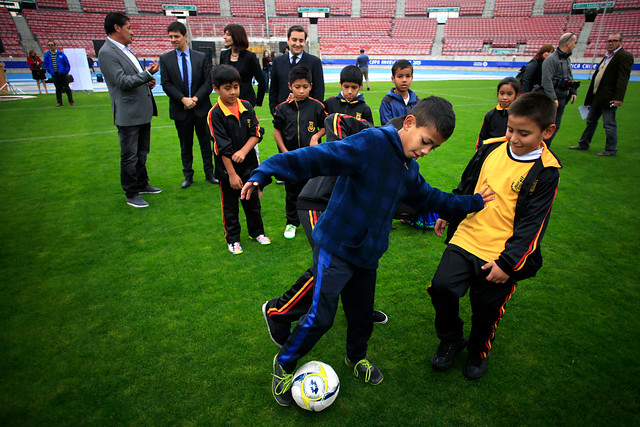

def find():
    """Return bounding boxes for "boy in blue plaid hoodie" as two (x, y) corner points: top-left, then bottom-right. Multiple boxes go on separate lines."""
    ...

(241, 96), (494, 406)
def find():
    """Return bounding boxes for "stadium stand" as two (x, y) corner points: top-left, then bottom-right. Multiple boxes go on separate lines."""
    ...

(360, 0), (396, 18)
(0, 8), (24, 56)
(392, 18), (438, 39)
(320, 37), (434, 55)
(493, 0), (535, 17)
(405, 0), (485, 16)
(136, 0), (220, 15)
(584, 11), (640, 57)
(188, 16), (266, 39)
(319, 18), (391, 38)
(543, 0), (574, 15)
(229, 0), (265, 17)
(81, 0), (126, 14)
(275, 0), (350, 17)
(36, 0), (68, 9)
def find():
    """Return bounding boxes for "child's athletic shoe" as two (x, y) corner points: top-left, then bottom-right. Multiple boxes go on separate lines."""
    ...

(431, 337), (467, 371)
(373, 309), (388, 324)
(463, 352), (489, 380)
(262, 301), (290, 347)
(227, 242), (243, 255)
(272, 354), (293, 406)
(345, 357), (383, 385)
(284, 224), (296, 239)
(253, 234), (271, 245)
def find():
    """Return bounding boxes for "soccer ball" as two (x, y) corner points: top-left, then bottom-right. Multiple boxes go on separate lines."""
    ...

(291, 361), (340, 412)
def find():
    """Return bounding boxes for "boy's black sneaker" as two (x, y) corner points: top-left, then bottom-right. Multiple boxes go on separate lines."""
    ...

(262, 301), (290, 348)
(431, 337), (467, 371)
(373, 309), (388, 324)
(345, 357), (383, 385)
(463, 352), (489, 380)
(272, 354), (293, 406)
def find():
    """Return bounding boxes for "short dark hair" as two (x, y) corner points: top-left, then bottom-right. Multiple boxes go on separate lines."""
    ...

(408, 96), (456, 140)
(288, 65), (312, 85)
(340, 65), (363, 85)
(104, 12), (129, 35)
(287, 25), (307, 40)
(360, 48), (365, 53)
(508, 92), (556, 130)
(224, 23), (249, 51)
(167, 21), (187, 36)
(211, 64), (241, 88)
(497, 76), (521, 94)
(392, 59), (413, 76)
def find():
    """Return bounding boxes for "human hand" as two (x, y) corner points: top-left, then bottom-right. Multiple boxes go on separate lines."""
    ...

(477, 186), (495, 206)
(285, 93), (294, 103)
(570, 94), (577, 104)
(182, 97), (196, 109)
(231, 150), (246, 163)
(146, 61), (159, 74)
(241, 181), (261, 200)
(611, 100), (623, 108)
(434, 218), (448, 237)
(481, 261), (510, 283)
(146, 77), (156, 88)
(554, 99), (559, 108)
(229, 174), (243, 190)
(310, 137), (319, 147)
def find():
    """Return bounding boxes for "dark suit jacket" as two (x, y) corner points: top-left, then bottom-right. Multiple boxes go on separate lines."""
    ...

(98, 38), (157, 127)
(584, 48), (634, 108)
(160, 48), (212, 121)
(219, 49), (266, 107)
(269, 52), (324, 115)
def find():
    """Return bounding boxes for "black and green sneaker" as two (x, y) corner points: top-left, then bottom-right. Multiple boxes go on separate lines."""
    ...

(272, 354), (293, 406)
(345, 357), (383, 385)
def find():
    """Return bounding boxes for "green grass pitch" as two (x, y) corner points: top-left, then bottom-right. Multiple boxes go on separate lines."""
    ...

(1, 79), (639, 425)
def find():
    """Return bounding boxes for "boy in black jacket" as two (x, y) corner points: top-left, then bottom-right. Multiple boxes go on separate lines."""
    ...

(324, 65), (374, 124)
(273, 65), (327, 239)
(428, 92), (561, 380)
(207, 65), (270, 254)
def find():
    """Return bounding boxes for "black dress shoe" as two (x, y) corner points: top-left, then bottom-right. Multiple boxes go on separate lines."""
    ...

(181, 178), (193, 189)
(463, 352), (489, 380)
(431, 337), (467, 371)
(205, 175), (220, 185)
(569, 145), (588, 151)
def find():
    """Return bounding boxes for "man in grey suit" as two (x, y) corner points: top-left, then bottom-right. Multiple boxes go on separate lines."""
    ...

(98, 12), (161, 208)
(160, 21), (216, 189)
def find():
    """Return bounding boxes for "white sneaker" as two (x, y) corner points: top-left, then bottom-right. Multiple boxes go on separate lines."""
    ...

(254, 234), (271, 245)
(284, 224), (297, 239)
(227, 242), (243, 254)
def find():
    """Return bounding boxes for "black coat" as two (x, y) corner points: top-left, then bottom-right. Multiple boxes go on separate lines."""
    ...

(269, 52), (324, 115)
(219, 49), (266, 107)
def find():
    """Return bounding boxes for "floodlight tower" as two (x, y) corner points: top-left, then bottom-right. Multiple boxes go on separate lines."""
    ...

(297, 7), (330, 58)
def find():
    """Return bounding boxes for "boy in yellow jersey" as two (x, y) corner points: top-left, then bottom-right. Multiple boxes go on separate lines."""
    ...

(428, 92), (561, 380)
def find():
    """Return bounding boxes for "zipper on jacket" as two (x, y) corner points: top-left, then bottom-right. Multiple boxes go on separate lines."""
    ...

(296, 101), (301, 148)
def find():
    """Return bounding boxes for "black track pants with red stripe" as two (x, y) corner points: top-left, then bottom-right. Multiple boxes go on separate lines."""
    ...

(428, 244), (516, 360)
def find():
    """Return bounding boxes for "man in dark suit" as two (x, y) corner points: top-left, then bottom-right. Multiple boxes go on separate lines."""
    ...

(160, 21), (216, 189)
(98, 12), (161, 208)
(269, 25), (324, 115)
(571, 33), (634, 157)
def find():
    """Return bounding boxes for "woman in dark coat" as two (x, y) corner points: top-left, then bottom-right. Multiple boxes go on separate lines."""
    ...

(219, 24), (266, 107)
(520, 44), (554, 93)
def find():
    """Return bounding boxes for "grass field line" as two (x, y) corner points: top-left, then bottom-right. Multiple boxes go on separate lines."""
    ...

(0, 125), (175, 144)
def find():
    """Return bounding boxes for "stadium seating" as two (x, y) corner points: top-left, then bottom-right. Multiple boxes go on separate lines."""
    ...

(392, 18), (438, 39)
(405, 0), (485, 16)
(0, 8), (24, 56)
(493, 0), (535, 17)
(229, 0), (265, 17)
(136, 0), (220, 15)
(275, 0), (350, 17)
(81, 0), (125, 13)
(584, 11), (640, 57)
(188, 16), (266, 39)
(543, 0), (574, 15)
(360, 0), (396, 18)
(36, 0), (68, 9)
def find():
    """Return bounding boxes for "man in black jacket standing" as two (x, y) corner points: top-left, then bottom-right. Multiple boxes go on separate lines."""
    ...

(160, 21), (216, 189)
(269, 25), (324, 115)
(570, 33), (634, 157)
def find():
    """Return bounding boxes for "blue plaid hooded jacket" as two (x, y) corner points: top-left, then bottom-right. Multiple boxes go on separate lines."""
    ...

(249, 124), (484, 269)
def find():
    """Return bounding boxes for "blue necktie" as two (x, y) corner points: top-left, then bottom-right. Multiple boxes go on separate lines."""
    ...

(181, 52), (189, 97)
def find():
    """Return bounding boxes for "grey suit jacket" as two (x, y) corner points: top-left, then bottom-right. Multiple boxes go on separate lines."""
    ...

(159, 48), (212, 121)
(98, 38), (157, 127)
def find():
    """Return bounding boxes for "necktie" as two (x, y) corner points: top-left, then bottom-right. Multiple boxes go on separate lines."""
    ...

(181, 52), (189, 97)
(291, 55), (298, 67)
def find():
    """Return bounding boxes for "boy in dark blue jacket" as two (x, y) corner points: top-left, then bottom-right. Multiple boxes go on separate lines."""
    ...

(241, 97), (494, 406)
(273, 65), (327, 240)
(324, 65), (374, 124)
(379, 59), (419, 125)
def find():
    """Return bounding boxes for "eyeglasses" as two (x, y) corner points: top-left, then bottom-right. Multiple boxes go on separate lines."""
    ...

(606, 39), (621, 43)
(47, 43), (55, 46)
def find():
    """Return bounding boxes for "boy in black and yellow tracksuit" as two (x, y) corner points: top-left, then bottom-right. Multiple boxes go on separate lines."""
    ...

(208, 65), (268, 253)
(273, 65), (327, 238)
(324, 65), (374, 125)
(428, 92), (562, 380)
